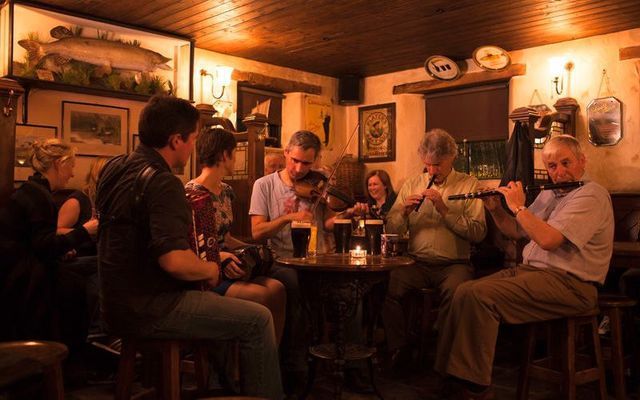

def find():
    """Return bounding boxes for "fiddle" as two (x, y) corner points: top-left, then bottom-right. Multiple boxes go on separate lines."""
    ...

(293, 170), (356, 212)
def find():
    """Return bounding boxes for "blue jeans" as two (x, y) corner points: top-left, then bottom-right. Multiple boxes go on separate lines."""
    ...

(141, 290), (283, 399)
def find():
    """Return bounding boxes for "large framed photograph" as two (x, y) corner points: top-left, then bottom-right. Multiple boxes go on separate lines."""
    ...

(62, 101), (129, 156)
(358, 103), (396, 162)
(14, 123), (57, 181)
(3, 2), (193, 100)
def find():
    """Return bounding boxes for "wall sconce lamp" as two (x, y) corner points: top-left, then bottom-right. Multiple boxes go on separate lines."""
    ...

(200, 65), (234, 100)
(548, 57), (574, 96)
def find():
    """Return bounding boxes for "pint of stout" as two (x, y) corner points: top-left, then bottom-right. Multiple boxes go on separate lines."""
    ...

(333, 218), (352, 253)
(291, 221), (312, 258)
(365, 219), (384, 255)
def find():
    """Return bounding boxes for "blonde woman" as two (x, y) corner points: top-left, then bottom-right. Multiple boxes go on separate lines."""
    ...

(0, 139), (98, 353)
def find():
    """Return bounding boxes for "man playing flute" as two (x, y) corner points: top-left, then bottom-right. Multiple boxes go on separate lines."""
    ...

(383, 128), (487, 374)
(435, 134), (614, 399)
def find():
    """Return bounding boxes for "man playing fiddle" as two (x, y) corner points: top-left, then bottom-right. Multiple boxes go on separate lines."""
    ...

(382, 128), (487, 374)
(434, 135), (614, 399)
(250, 130), (368, 394)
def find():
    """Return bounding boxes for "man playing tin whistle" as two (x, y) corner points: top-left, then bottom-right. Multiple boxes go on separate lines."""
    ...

(434, 135), (614, 399)
(382, 128), (487, 374)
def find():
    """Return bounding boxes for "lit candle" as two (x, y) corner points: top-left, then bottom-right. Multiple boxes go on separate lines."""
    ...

(350, 246), (367, 260)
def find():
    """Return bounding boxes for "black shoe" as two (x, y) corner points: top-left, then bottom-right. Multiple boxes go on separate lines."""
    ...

(344, 369), (374, 394)
(283, 370), (308, 397)
(387, 346), (414, 377)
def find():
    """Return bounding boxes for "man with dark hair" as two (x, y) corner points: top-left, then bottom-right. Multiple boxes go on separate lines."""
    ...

(96, 95), (282, 399)
(250, 130), (371, 393)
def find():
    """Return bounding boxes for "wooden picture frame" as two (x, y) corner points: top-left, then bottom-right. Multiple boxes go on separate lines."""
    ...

(14, 123), (57, 181)
(5, 1), (194, 101)
(587, 96), (623, 146)
(358, 103), (396, 162)
(62, 101), (129, 156)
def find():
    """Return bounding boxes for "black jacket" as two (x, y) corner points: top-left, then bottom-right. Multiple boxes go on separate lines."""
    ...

(0, 173), (91, 340)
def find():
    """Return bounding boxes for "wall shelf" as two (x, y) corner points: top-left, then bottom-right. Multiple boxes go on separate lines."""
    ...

(393, 64), (526, 95)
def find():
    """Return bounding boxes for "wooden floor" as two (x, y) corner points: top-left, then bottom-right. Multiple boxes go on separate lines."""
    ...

(60, 338), (634, 400)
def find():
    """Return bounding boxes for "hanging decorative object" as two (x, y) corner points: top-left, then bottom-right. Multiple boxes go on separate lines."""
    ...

(424, 55), (460, 81)
(472, 45), (511, 71)
(587, 69), (622, 146)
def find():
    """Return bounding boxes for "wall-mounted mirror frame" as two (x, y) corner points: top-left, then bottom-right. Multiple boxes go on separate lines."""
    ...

(587, 96), (622, 146)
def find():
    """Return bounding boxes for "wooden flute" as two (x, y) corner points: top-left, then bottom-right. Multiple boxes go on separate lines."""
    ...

(447, 181), (584, 200)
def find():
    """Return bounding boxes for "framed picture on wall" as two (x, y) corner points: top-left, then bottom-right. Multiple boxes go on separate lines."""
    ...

(358, 103), (396, 163)
(62, 101), (129, 156)
(14, 123), (57, 181)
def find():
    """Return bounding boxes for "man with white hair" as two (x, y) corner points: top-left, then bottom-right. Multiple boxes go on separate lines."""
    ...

(435, 134), (614, 399)
(383, 128), (487, 373)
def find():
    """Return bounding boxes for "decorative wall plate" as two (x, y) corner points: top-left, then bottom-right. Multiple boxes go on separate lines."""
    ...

(424, 55), (460, 81)
(472, 45), (511, 71)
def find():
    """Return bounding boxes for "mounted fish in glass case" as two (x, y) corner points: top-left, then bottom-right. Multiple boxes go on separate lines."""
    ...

(5, 2), (193, 100)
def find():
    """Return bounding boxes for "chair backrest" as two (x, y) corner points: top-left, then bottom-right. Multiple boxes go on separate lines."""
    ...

(610, 193), (640, 242)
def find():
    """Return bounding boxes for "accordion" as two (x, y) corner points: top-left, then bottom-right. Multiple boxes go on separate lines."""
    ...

(186, 189), (220, 265)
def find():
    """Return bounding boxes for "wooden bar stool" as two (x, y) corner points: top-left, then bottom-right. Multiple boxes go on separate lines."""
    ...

(0, 341), (68, 400)
(406, 287), (440, 364)
(517, 310), (607, 400)
(115, 338), (209, 400)
(598, 294), (638, 400)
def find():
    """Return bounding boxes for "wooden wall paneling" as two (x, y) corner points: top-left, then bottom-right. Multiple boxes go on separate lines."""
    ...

(0, 79), (24, 206)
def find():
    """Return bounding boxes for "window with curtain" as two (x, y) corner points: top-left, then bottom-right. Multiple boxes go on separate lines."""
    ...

(426, 83), (509, 179)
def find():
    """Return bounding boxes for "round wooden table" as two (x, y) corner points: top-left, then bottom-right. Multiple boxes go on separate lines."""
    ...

(277, 254), (414, 400)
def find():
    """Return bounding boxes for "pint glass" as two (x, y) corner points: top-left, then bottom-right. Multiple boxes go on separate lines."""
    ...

(291, 221), (312, 258)
(365, 219), (384, 255)
(333, 218), (352, 253)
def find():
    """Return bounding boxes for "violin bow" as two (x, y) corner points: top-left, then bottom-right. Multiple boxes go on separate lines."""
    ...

(310, 123), (360, 214)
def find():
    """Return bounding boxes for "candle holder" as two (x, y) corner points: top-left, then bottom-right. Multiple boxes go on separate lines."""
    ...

(349, 247), (367, 260)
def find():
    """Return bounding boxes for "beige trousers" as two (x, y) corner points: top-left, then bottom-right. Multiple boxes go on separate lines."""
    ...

(434, 264), (598, 385)
(382, 261), (474, 351)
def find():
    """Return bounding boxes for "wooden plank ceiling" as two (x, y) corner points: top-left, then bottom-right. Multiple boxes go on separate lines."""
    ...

(33, 0), (640, 78)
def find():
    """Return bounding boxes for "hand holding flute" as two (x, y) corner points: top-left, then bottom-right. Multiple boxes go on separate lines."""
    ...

(403, 174), (448, 216)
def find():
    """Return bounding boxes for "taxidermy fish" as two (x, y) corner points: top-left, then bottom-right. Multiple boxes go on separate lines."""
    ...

(18, 26), (172, 74)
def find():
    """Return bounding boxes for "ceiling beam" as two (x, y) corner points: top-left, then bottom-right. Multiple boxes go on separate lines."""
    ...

(393, 64), (526, 95)
(232, 70), (322, 95)
(619, 45), (640, 60)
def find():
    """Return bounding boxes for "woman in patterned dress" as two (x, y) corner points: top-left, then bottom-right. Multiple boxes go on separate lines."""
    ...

(186, 126), (286, 343)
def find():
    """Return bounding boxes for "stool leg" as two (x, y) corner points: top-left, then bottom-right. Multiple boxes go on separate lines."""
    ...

(590, 317), (608, 400)
(116, 340), (137, 400)
(42, 362), (64, 400)
(563, 319), (576, 400)
(609, 308), (627, 400)
(162, 343), (181, 400)
(517, 325), (536, 400)
(193, 344), (209, 395)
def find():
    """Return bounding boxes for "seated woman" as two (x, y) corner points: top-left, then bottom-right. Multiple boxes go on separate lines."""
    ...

(364, 169), (397, 219)
(185, 127), (286, 343)
(56, 156), (109, 256)
(0, 139), (98, 355)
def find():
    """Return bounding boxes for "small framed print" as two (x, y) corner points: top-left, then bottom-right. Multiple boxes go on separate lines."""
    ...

(62, 101), (129, 156)
(14, 123), (57, 181)
(358, 103), (396, 163)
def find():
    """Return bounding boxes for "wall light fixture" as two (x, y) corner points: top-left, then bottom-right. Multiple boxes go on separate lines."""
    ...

(200, 65), (234, 100)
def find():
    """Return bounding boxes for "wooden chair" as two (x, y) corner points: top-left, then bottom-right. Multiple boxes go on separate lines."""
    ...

(115, 338), (209, 400)
(517, 309), (607, 400)
(0, 340), (68, 400)
(598, 294), (639, 400)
